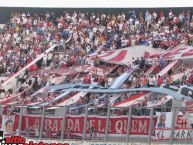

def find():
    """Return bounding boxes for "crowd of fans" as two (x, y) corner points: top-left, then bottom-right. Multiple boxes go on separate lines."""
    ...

(0, 9), (193, 140)
(0, 10), (193, 115)
(0, 10), (193, 78)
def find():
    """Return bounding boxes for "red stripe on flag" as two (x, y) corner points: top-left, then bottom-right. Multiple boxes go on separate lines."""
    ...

(99, 51), (116, 60)
(109, 50), (127, 62)
(113, 92), (147, 107)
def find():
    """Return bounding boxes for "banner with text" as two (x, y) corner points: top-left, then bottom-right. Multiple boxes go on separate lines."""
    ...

(11, 114), (157, 137)
(3, 113), (192, 140)
(155, 128), (193, 140)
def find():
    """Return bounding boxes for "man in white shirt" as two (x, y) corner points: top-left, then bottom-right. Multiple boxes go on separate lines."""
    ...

(148, 76), (154, 87)
(49, 74), (56, 85)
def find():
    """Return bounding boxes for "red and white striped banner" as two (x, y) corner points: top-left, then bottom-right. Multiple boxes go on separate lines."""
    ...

(113, 92), (151, 107)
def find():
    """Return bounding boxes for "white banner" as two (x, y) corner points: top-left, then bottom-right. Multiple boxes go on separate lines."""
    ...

(155, 112), (173, 128)
(155, 129), (193, 140)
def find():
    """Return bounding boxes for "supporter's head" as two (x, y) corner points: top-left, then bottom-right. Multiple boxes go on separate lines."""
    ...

(158, 114), (166, 127)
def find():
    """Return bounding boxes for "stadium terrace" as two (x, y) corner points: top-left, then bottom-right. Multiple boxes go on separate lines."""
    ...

(0, 3), (193, 145)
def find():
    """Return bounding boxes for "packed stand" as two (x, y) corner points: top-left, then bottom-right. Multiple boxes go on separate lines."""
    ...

(0, 10), (193, 115)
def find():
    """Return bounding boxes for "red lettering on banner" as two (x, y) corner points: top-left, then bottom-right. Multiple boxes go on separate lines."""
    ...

(176, 116), (188, 128)
(13, 114), (157, 136)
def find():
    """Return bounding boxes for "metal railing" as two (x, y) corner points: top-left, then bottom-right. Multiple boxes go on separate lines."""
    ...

(2, 105), (193, 144)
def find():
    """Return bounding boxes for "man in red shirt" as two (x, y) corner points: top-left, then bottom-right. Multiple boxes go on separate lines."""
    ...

(157, 75), (163, 86)
(83, 75), (91, 84)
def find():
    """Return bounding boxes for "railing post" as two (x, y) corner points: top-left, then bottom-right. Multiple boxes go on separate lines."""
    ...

(104, 106), (111, 143)
(170, 106), (176, 144)
(61, 106), (67, 141)
(18, 103), (23, 135)
(192, 106), (193, 144)
(83, 106), (88, 140)
(126, 106), (132, 145)
(39, 105), (45, 140)
(148, 106), (154, 145)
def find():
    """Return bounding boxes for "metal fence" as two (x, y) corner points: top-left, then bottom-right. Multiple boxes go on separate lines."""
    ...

(2, 105), (193, 144)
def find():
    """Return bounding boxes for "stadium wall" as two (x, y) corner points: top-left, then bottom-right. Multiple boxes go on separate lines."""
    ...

(0, 7), (193, 24)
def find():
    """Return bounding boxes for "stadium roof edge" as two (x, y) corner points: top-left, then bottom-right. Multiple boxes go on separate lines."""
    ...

(0, 0), (192, 8)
